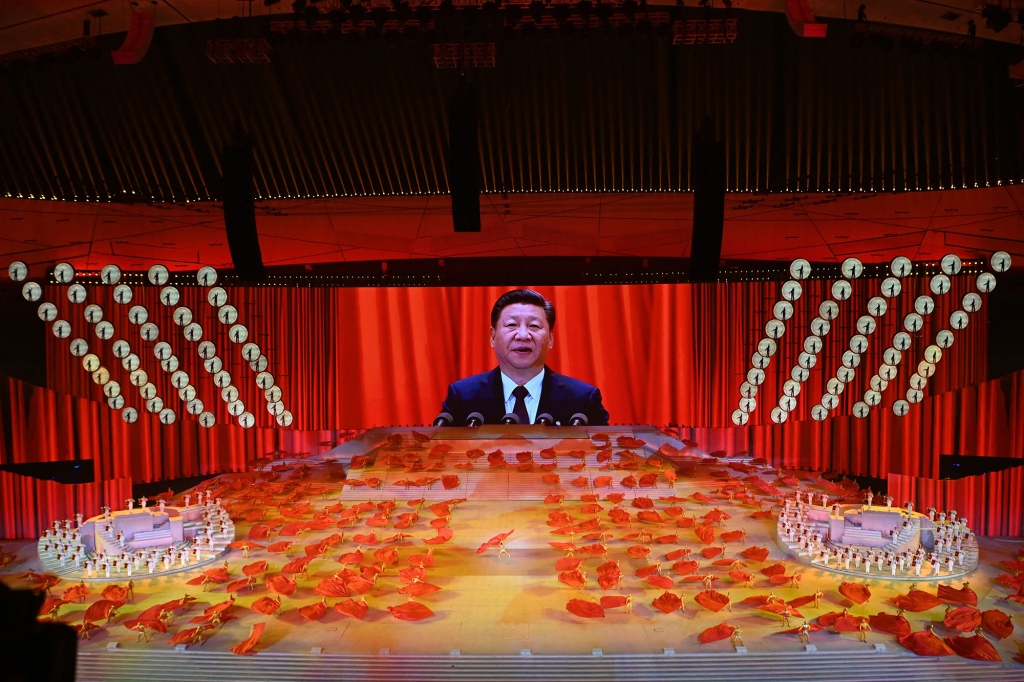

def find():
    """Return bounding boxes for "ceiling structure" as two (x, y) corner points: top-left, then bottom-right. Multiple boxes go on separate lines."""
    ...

(2, 0), (1022, 56)
(1, 0), (1023, 277)
(2, 186), (1022, 274)
(1, 13), (1019, 203)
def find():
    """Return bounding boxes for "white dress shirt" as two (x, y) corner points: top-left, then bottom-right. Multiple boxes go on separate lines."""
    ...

(500, 368), (545, 425)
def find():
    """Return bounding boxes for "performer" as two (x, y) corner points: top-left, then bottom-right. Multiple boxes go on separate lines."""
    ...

(438, 289), (609, 426)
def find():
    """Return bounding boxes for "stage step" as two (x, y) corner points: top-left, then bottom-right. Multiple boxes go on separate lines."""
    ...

(75, 648), (1021, 682)
(130, 528), (173, 544)
(840, 526), (887, 546)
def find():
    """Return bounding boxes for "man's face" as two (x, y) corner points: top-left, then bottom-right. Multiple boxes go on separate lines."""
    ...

(490, 303), (553, 373)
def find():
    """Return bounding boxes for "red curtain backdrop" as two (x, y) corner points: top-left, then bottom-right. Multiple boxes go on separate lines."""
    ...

(888, 471), (1024, 537)
(0, 471), (132, 539)
(1, 378), (360, 482)
(43, 278), (986, 432)
(678, 371), (1024, 480)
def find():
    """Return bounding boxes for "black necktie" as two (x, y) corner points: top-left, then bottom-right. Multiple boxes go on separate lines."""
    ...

(511, 385), (530, 425)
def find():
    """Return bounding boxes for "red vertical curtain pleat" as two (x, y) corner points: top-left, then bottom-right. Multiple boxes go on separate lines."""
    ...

(0, 471), (132, 539)
(680, 370), (1024, 480)
(888, 469), (1024, 537)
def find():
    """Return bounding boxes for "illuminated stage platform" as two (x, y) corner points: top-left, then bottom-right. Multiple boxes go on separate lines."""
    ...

(5, 427), (1023, 681)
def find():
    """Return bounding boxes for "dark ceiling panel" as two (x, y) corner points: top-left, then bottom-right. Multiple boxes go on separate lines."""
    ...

(0, 10), (1020, 203)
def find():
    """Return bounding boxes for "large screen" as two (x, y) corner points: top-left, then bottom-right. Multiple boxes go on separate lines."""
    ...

(44, 280), (987, 432)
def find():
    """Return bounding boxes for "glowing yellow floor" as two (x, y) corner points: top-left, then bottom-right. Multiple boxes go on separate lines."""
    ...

(3, 447), (1023, 667)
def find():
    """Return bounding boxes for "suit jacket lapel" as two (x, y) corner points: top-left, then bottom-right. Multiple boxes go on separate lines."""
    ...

(487, 367), (506, 423)
(535, 366), (556, 422)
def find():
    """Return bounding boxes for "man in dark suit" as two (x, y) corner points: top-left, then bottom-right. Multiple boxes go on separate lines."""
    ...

(439, 289), (609, 426)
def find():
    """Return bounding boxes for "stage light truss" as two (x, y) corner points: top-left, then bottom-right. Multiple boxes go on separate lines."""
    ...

(432, 43), (497, 69)
(267, 8), (709, 39)
(205, 39), (271, 64)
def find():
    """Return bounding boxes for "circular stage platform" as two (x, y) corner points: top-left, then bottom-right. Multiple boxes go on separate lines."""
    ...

(35, 501), (234, 582)
(775, 499), (979, 582)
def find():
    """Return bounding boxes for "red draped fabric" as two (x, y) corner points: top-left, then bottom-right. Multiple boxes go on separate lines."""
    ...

(1, 377), (359, 482)
(679, 370), (1024, 482)
(888, 471), (1024, 537)
(0, 470), (131, 539)
(43, 278), (985, 431)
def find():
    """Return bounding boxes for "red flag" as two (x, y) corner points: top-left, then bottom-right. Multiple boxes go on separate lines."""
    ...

(937, 583), (978, 606)
(868, 611), (912, 636)
(695, 526), (716, 545)
(694, 590), (730, 612)
(698, 623), (736, 644)
(833, 615), (868, 632)
(315, 578), (350, 598)
(740, 546), (770, 562)
(299, 599), (328, 621)
(251, 597), (282, 615)
(896, 630), (955, 656)
(647, 575), (674, 589)
(839, 581), (872, 602)
(388, 601), (434, 621)
(892, 589), (942, 612)
(652, 591), (682, 614)
(334, 598), (369, 619)
(981, 609), (1014, 639)
(600, 595), (629, 609)
(266, 575), (297, 597)
(82, 600), (121, 623)
(943, 605), (982, 632)
(476, 529), (514, 554)
(672, 560), (700, 576)
(424, 527), (454, 545)
(944, 634), (1001, 662)
(566, 598), (605, 618)
(558, 569), (586, 588)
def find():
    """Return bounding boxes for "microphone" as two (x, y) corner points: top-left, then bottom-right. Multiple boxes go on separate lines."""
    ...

(465, 412), (484, 427)
(570, 413), (588, 426)
(432, 412), (453, 427)
(535, 413), (554, 426)
(501, 413), (520, 425)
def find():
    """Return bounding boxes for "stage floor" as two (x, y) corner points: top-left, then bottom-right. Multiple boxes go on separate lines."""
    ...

(3, 427), (1023, 680)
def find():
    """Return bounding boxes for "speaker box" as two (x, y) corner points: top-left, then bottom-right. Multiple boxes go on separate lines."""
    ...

(222, 141), (265, 282)
(689, 131), (726, 283)
(111, 9), (156, 65)
(448, 86), (481, 233)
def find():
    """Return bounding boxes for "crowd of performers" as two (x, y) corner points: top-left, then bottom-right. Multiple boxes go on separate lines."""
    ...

(38, 491), (233, 579)
(778, 491), (976, 578)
